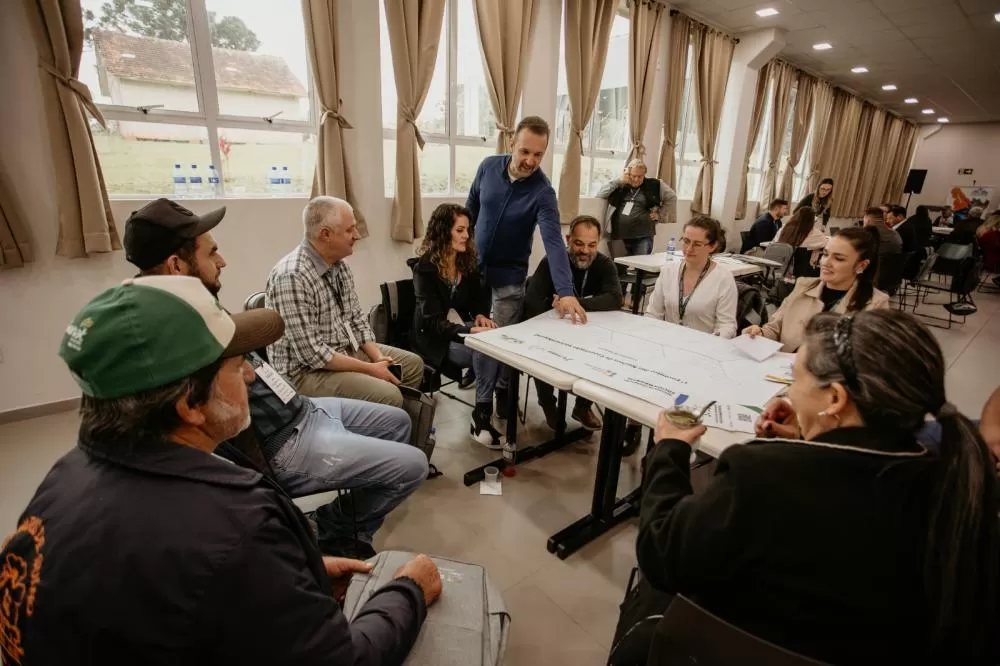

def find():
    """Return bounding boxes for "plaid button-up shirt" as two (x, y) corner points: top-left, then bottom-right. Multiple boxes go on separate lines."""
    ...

(265, 242), (375, 382)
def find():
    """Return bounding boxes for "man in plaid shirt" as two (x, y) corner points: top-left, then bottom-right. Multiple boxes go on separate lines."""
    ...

(266, 196), (424, 408)
(123, 198), (427, 558)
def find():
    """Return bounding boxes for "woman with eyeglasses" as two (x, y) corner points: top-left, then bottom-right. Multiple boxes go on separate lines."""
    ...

(743, 226), (889, 352)
(644, 216), (738, 338)
(633, 309), (999, 664)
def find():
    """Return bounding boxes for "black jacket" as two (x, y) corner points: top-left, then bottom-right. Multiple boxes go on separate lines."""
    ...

(0, 439), (426, 665)
(523, 252), (622, 319)
(741, 212), (780, 252)
(409, 255), (490, 369)
(896, 219), (918, 253)
(637, 427), (997, 664)
(796, 193), (832, 227)
(906, 214), (933, 249)
(605, 178), (663, 240)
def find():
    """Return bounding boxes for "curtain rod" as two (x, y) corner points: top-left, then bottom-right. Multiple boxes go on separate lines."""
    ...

(669, 9), (740, 43)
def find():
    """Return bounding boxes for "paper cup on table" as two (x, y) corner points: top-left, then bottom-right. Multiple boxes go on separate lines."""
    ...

(484, 466), (499, 484)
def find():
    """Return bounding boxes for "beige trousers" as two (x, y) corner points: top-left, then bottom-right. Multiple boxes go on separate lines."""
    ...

(295, 344), (424, 408)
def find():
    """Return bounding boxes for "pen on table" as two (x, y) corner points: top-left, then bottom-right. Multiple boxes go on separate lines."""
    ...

(765, 374), (793, 385)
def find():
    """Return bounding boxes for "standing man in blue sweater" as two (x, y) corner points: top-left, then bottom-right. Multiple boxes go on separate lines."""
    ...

(465, 116), (587, 445)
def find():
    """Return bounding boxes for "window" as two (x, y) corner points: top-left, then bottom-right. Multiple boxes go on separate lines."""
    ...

(380, 0), (497, 197)
(747, 77), (808, 207)
(81, 0), (316, 198)
(674, 46), (700, 201)
(747, 77), (775, 206)
(553, 9), (630, 195)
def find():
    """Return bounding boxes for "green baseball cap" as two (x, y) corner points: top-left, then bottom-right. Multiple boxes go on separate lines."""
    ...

(59, 275), (284, 399)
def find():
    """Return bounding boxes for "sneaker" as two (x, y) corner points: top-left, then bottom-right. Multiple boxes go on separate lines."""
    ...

(458, 369), (476, 390)
(622, 422), (643, 457)
(539, 400), (560, 431)
(572, 403), (603, 430)
(471, 406), (504, 450)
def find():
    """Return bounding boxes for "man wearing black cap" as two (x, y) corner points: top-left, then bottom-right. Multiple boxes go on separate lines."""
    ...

(122, 199), (428, 559)
(0, 275), (440, 664)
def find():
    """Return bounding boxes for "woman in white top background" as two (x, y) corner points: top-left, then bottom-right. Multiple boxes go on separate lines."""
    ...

(645, 215), (738, 338)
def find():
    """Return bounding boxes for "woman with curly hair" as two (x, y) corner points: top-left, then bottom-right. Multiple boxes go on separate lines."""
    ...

(409, 204), (502, 447)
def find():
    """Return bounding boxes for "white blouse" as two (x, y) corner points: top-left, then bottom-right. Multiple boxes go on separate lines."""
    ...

(645, 259), (739, 338)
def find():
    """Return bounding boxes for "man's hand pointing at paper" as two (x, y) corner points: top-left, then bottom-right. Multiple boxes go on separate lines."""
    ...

(555, 295), (588, 324)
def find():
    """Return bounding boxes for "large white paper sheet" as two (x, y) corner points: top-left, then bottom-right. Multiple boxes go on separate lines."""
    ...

(473, 311), (790, 433)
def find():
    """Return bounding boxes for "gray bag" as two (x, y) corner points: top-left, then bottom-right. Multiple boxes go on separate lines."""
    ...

(343, 550), (510, 666)
(399, 386), (436, 462)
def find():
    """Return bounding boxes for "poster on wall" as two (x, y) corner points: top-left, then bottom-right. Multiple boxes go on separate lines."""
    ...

(947, 186), (994, 213)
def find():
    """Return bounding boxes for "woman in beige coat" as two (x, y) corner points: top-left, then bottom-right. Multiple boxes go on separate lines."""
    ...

(743, 226), (889, 352)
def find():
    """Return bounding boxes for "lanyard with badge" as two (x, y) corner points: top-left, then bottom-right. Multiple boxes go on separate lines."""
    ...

(248, 353), (297, 404)
(621, 186), (641, 217)
(677, 261), (712, 323)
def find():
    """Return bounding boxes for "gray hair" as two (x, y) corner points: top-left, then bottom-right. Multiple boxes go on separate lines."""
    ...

(968, 206), (984, 219)
(78, 360), (221, 452)
(625, 158), (647, 173)
(303, 196), (353, 240)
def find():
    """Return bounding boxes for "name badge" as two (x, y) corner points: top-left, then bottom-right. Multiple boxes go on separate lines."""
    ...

(346, 327), (360, 352)
(621, 201), (634, 216)
(256, 363), (296, 404)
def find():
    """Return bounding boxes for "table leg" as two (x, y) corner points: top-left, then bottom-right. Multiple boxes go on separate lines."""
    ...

(631, 269), (646, 315)
(546, 409), (640, 559)
(462, 380), (590, 486)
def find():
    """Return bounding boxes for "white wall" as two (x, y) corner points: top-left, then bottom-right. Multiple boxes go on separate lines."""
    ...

(907, 122), (1000, 214)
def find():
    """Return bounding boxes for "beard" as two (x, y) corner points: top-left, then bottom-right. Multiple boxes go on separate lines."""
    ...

(571, 253), (594, 270)
(205, 385), (251, 441)
(187, 264), (221, 296)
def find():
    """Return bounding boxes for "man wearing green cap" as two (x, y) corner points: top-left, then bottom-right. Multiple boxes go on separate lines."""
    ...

(0, 275), (441, 664)
(122, 198), (428, 558)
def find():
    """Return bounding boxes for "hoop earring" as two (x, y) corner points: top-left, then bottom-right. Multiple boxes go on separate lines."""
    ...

(818, 410), (841, 423)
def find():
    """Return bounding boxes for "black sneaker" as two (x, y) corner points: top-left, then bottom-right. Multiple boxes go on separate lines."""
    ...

(471, 404), (504, 450)
(458, 369), (476, 390)
(539, 400), (560, 431)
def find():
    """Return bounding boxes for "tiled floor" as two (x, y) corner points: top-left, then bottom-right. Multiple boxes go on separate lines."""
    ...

(2, 286), (998, 664)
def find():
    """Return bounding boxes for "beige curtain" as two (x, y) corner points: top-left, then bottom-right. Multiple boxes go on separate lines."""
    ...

(735, 63), (770, 220)
(689, 27), (734, 214)
(824, 93), (864, 217)
(778, 72), (815, 202)
(870, 115), (902, 206)
(557, 0), (617, 221)
(27, 0), (118, 258)
(655, 12), (690, 188)
(760, 60), (794, 204)
(805, 80), (834, 194)
(0, 173), (33, 269)
(473, 0), (539, 153)
(303, 0), (367, 237)
(847, 107), (886, 214)
(385, 0), (447, 242)
(625, 0), (664, 163)
(884, 121), (918, 204)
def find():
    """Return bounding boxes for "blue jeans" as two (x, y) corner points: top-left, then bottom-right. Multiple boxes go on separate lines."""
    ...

(623, 236), (654, 256)
(270, 397), (427, 544)
(472, 282), (526, 405)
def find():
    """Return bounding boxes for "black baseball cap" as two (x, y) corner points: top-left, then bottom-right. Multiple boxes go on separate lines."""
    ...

(123, 198), (226, 270)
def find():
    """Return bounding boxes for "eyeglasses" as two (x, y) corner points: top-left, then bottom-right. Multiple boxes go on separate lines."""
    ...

(680, 238), (709, 249)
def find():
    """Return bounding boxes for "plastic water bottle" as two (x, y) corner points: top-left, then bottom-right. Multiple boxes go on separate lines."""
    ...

(268, 166), (282, 194)
(172, 163), (187, 196)
(281, 165), (291, 192)
(207, 165), (221, 197)
(188, 164), (204, 197)
(666, 237), (677, 261)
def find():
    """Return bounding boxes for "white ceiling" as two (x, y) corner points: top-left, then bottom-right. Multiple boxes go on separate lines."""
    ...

(670, 0), (1000, 124)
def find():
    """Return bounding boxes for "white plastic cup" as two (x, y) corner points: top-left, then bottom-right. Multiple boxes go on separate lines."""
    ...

(483, 466), (499, 484)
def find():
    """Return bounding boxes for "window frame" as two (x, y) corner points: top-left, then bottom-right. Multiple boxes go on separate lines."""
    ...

(380, 0), (495, 197)
(89, 0), (318, 199)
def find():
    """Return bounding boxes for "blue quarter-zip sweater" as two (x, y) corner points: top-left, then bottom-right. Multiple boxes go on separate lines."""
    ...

(466, 155), (574, 296)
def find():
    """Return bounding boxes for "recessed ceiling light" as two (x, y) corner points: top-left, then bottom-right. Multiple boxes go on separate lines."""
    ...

(813, 42), (833, 51)
(937, 117), (950, 123)
(881, 84), (897, 91)
(121, 53), (136, 59)
(904, 97), (918, 104)
(994, 11), (1000, 22)
(851, 66), (868, 73)
(756, 8), (779, 17)
(922, 108), (935, 114)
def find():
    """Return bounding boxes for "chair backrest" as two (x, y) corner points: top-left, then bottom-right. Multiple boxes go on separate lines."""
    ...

(736, 282), (768, 330)
(762, 242), (794, 275)
(740, 230), (750, 250)
(244, 291), (266, 311)
(876, 251), (911, 295)
(646, 596), (828, 666)
(380, 279), (417, 351)
(937, 242), (973, 261)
